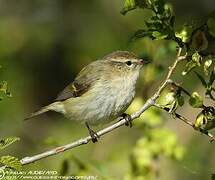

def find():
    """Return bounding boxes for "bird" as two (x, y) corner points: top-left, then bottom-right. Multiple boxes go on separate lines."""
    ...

(25, 51), (148, 142)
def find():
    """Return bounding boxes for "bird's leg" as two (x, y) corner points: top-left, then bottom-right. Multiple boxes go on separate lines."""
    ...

(85, 122), (99, 143)
(120, 113), (132, 128)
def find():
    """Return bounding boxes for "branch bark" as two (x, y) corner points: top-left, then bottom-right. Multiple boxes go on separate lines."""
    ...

(154, 104), (215, 142)
(20, 48), (187, 165)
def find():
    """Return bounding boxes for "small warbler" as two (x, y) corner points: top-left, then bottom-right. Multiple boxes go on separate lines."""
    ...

(26, 51), (148, 142)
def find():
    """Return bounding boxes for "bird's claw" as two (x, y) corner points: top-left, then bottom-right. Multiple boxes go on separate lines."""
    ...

(89, 129), (99, 143)
(85, 122), (99, 143)
(121, 113), (132, 128)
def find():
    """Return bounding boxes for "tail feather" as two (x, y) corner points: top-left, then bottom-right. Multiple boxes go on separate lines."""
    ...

(24, 102), (65, 121)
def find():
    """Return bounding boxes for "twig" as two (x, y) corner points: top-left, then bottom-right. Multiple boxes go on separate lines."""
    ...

(153, 103), (215, 142)
(19, 48), (186, 165)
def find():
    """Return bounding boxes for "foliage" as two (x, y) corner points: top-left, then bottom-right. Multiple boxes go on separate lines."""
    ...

(195, 68), (215, 100)
(182, 52), (202, 75)
(121, 0), (215, 179)
(0, 137), (20, 150)
(189, 92), (203, 108)
(0, 137), (21, 171)
(126, 128), (185, 180)
(122, 0), (215, 130)
(0, 156), (22, 171)
(207, 11), (215, 38)
(121, 0), (183, 46)
(0, 69), (21, 171)
(194, 107), (215, 131)
(159, 88), (184, 113)
(126, 97), (185, 179)
(0, 67), (11, 100)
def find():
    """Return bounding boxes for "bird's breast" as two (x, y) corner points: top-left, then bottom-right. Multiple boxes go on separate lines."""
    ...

(109, 75), (136, 116)
(63, 72), (139, 126)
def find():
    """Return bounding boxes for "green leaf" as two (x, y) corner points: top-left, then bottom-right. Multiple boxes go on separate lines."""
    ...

(194, 71), (207, 87)
(154, 0), (166, 14)
(182, 61), (198, 75)
(189, 92), (203, 108)
(194, 107), (215, 130)
(204, 59), (212, 76)
(152, 31), (168, 40)
(0, 156), (22, 170)
(146, 20), (163, 30)
(0, 81), (12, 98)
(121, 0), (148, 15)
(207, 17), (215, 38)
(0, 137), (20, 150)
(194, 112), (205, 130)
(182, 52), (201, 75)
(175, 28), (189, 43)
(170, 15), (175, 27)
(209, 67), (215, 86)
(0, 81), (8, 94)
(132, 29), (153, 40)
(177, 95), (184, 106)
(161, 91), (183, 113)
(162, 92), (175, 104)
(203, 107), (215, 130)
(204, 117), (215, 130)
(121, 0), (136, 15)
(192, 51), (202, 64)
(124, 0), (182, 46)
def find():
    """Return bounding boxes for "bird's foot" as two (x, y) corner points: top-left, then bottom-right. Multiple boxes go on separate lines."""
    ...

(120, 113), (132, 128)
(85, 122), (99, 143)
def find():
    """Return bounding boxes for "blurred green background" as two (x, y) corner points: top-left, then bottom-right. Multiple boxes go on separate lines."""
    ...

(0, 0), (214, 179)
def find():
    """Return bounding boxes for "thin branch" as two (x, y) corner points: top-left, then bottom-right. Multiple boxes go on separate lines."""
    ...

(153, 103), (215, 142)
(19, 48), (186, 165)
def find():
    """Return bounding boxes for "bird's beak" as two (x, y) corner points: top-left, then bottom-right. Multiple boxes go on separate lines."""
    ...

(138, 59), (150, 65)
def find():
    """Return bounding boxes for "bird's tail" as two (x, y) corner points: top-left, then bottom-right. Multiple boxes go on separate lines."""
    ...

(24, 102), (65, 121)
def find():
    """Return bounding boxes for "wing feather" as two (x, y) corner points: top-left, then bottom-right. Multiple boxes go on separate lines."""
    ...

(55, 61), (103, 101)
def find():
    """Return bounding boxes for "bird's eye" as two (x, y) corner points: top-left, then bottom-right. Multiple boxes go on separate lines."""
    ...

(126, 61), (132, 66)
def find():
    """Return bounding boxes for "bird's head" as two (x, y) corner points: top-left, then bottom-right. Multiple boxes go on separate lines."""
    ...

(103, 51), (149, 74)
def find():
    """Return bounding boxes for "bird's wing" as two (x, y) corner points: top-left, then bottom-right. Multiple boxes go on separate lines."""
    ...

(55, 81), (90, 101)
(55, 61), (102, 101)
